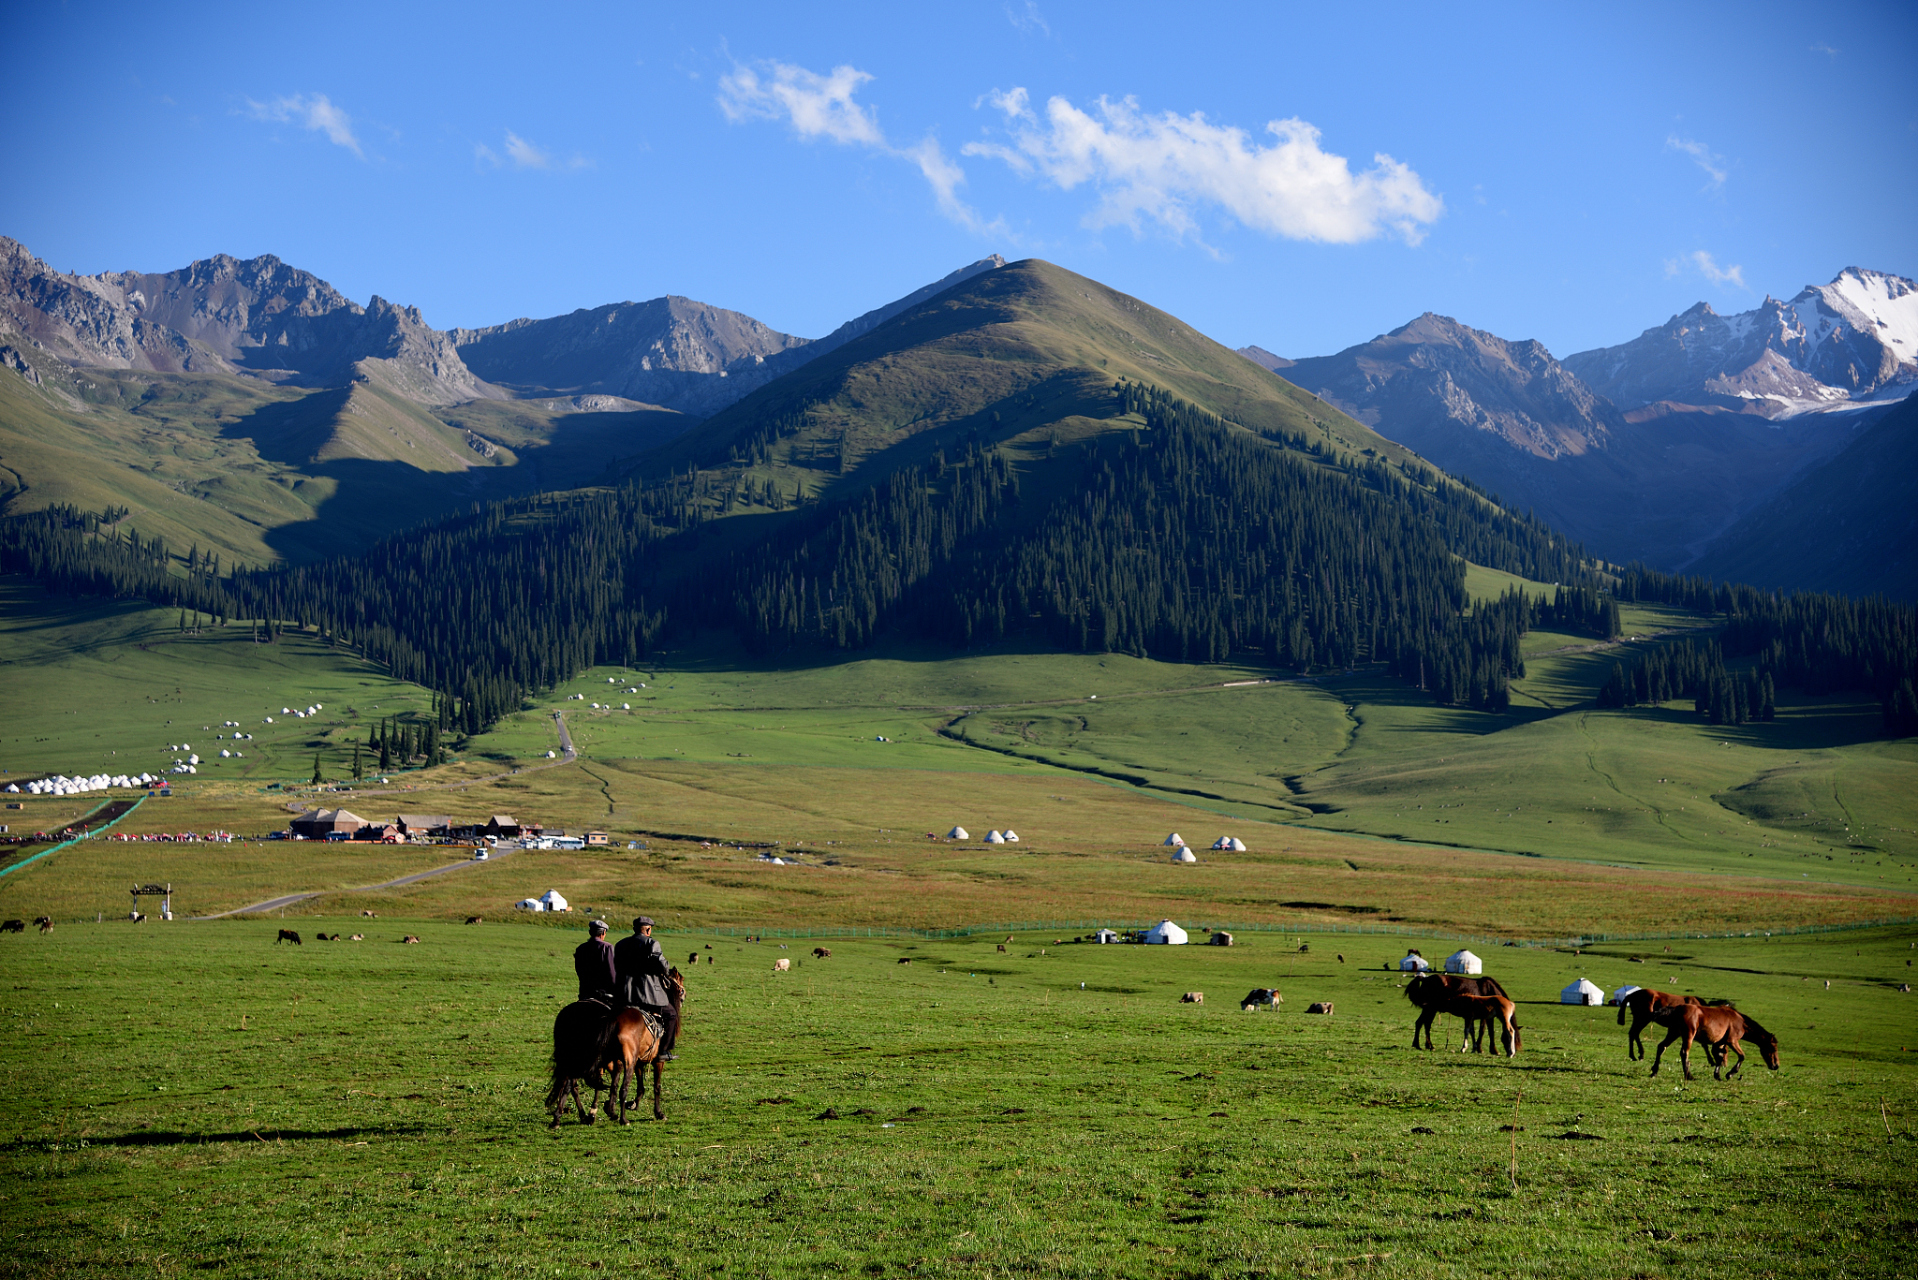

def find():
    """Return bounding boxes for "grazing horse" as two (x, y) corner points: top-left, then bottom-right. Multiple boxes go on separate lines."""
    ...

(1649, 1004), (1780, 1081)
(1405, 973), (1512, 1050)
(547, 968), (684, 1126)
(276, 928), (302, 945)
(1617, 990), (1738, 1060)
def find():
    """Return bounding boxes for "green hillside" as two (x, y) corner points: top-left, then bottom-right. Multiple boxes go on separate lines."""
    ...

(634, 257), (1427, 498)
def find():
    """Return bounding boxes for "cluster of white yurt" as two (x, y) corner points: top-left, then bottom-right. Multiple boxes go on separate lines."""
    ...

(1171, 846), (1198, 863)
(1444, 949), (1483, 975)
(1561, 977), (1606, 1005)
(1145, 919), (1189, 945)
(517, 890), (572, 913)
(1208, 835), (1249, 851)
(18, 772), (162, 796)
(1609, 983), (1643, 1006)
(278, 704), (323, 720)
(1398, 950), (1431, 972)
(982, 829), (1021, 844)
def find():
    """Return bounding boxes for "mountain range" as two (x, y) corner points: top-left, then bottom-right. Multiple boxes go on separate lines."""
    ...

(1249, 268), (1916, 596)
(0, 232), (1912, 598)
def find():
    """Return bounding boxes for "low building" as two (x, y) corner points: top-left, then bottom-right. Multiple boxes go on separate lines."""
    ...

(291, 808), (367, 839)
(585, 831), (610, 847)
(485, 815), (520, 839)
(397, 814), (453, 839)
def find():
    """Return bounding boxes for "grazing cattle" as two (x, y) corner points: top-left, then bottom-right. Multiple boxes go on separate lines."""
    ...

(349, 933), (364, 941)
(1404, 973), (1513, 1050)
(1306, 1002), (1334, 1015)
(1617, 989), (1734, 1060)
(689, 950), (701, 965)
(36, 917), (53, 934)
(812, 947), (831, 959)
(0, 920), (23, 934)
(129, 912), (146, 923)
(465, 917), (483, 925)
(1298, 943), (1310, 953)
(1180, 992), (1204, 1004)
(1336, 954), (1345, 964)
(774, 958), (791, 972)
(1649, 1004), (1779, 1081)
(1239, 988), (1282, 1011)
(361, 910), (377, 918)
(996, 944), (1007, 953)
(276, 929), (301, 945)
(896, 958), (911, 965)
(402, 935), (421, 944)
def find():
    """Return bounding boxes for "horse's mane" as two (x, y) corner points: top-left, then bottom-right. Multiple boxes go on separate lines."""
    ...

(1735, 1011), (1776, 1047)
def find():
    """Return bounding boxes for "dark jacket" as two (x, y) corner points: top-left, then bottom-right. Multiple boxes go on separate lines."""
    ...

(614, 931), (672, 1010)
(574, 937), (618, 1002)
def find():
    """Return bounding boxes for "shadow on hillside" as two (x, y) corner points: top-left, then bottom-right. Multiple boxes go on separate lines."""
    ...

(14, 1124), (429, 1151)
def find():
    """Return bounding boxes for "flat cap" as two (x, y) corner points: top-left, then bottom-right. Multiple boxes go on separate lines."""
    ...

(634, 915), (655, 929)
(588, 919), (609, 934)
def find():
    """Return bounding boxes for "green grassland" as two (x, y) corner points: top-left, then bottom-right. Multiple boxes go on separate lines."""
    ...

(0, 919), (1912, 1278)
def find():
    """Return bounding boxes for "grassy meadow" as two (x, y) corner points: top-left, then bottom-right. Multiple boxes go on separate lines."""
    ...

(0, 917), (1913, 1278)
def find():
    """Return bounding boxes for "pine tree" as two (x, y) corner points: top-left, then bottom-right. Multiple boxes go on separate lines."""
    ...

(352, 743), (363, 781)
(310, 752), (323, 785)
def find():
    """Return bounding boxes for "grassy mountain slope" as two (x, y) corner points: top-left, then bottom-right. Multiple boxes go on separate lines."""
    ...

(633, 258), (1424, 499)
(1688, 395), (1918, 601)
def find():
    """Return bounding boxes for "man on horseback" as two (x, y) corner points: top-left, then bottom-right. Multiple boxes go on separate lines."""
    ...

(574, 919), (618, 1005)
(614, 916), (679, 1061)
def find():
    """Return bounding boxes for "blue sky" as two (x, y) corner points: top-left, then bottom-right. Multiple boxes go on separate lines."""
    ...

(5, 1), (1914, 361)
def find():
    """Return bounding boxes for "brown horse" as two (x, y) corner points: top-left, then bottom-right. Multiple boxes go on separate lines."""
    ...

(546, 969), (684, 1126)
(1617, 989), (1735, 1060)
(1405, 973), (1512, 1050)
(1649, 1004), (1780, 1081)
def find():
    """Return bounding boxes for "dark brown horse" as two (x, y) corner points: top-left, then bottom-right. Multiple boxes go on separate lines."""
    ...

(1649, 1004), (1780, 1081)
(546, 968), (684, 1126)
(1405, 973), (1512, 1050)
(1617, 989), (1734, 1060)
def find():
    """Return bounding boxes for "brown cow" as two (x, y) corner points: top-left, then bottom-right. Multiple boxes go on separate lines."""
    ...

(401, 935), (421, 944)
(465, 916), (483, 925)
(812, 947), (832, 959)
(276, 929), (302, 945)
(36, 917), (52, 934)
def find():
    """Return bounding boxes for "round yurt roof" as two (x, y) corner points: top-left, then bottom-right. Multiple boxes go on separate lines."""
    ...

(516, 898), (544, 911)
(1162, 832), (1185, 846)
(1002, 830), (1020, 842)
(1172, 847), (1198, 863)
(1610, 984), (1643, 1005)
(946, 826), (970, 840)
(984, 830), (1006, 843)
(1444, 949), (1483, 974)
(1398, 952), (1430, 971)
(1228, 837), (1248, 852)
(1145, 919), (1189, 944)
(1561, 977), (1606, 1004)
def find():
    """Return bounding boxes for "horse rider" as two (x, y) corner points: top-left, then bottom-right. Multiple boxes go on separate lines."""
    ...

(614, 915), (679, 1060)
(573, 919), (618, 1006)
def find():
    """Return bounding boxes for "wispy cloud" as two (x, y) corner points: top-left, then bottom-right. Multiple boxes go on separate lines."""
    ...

(1006, 1), (1050, 36)
(963, 92), (1442, 246)
(474, 131), (592, 172)
(718, 59), (1002, 235)
(246, 93), (362, 158)
(1667, 250), (1745, 289)
(1810, 41), (1839, 57)
(1666, 135), (1728, 188)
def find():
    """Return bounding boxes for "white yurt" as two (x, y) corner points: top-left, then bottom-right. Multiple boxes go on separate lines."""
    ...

(1210, 836), (1231, 850)
(946, 826), (970, 840)
(1444, 949), (1483, 975)
(539, 889), (571, 913)
(984, 830), (1007, 844)
(1145, 920), (1189, 945)
(1398, 952), (1431, 972)
(1561, 977), (1606, 1006)
(1227, 837), (1248, 852)
(1162, 832), (1186, 847)
(515, 898), (545, 912)
(1610, 984), (1644, 1006)
(1002, 830), (1020, 843)
(1172, 847), (1198, 863)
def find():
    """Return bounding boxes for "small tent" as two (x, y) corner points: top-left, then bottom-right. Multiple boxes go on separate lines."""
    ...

(1172, 847), (1198, 863)
(1398, 952), (1430, 972)
(1610, 983), (1643, 1006)
(515, 898), (545, 912)
(1094, 928), (1120, 943)
(1227, 837), (1248, 852)
(1444, 949), (1483, 975)
(1002, 830), (1020, 842)
(539, 889), (571, 913)
(1162, 832), (1186, 847)
(1145, 920), (1189, 945)
(984, 830), (1007, 844)
(1210, 836), (1231, 850)
(946, 826), (970, 840)
(1561, 977), (1606, 1006)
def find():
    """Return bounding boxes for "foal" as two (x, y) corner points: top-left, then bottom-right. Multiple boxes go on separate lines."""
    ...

(1405, 974), (1513, 1051)
(1649, 1004), (1780, 1080)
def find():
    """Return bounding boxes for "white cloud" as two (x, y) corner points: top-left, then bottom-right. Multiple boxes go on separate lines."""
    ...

(718, 59), (1001, 234)
(718, 62), (884, 146)
(473, 132), (591, 172)
(1006, 1), (1050, 37)
(246, 93), (362, 157)
(963, 93), (1442, 245)
(1810, 41), (1839, 57)
(1666, 135), (1728, 188)
(1686, 250), (1745, 289)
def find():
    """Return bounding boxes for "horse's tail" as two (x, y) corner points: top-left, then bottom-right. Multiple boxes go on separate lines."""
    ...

(1617, 991), (1632, 1025)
